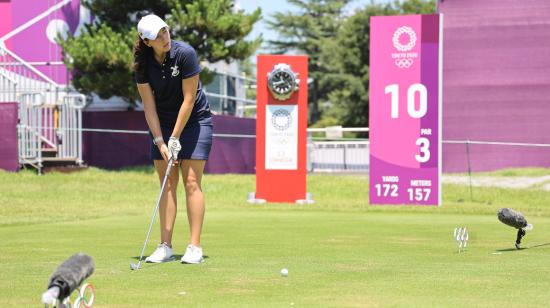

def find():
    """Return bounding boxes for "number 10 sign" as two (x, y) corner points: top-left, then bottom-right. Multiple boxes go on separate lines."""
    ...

(369, 14), (443, 205)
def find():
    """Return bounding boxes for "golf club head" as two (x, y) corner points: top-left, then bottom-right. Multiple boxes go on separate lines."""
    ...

(130, 262), (141, 271)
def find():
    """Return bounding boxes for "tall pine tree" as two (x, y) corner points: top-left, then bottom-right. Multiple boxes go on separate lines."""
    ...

(266, 0), (352, 124)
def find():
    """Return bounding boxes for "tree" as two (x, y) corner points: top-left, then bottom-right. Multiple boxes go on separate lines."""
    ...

(60, 24), (138, 102)
(59, 0), (261, 104)
(266, 0), (353, 124)
(322, 0), (436, 128)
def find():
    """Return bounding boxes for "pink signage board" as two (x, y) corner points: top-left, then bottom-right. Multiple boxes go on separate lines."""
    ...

(0, 0), (87, 84)
(369, 14), (443, 205)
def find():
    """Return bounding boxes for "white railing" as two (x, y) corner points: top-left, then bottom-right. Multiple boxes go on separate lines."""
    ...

(0, 69), (17, 102)
(204, 91), (256, 117)
(309, 141), (370, 172)
(0, 44), (63, 103)
(0, 42), (86, 172)
(307, 127), (370, 172)
(58, 94), (85, 163)
(18, 92), (85, 173)
(308, 126), (369, 140)
(204, 68), (256, 117)
(18, 93), (44, 170)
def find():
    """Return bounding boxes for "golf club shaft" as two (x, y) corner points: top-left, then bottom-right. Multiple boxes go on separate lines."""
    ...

(135, 158), (175, 265)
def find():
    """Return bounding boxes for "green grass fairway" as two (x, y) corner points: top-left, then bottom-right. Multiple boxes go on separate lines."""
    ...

(1, 168), (550, 307)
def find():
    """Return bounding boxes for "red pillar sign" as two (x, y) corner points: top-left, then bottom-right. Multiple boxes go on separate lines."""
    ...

(255, 55), (308, 203)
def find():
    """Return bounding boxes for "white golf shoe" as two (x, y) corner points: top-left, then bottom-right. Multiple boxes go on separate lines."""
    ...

(181, 244), (204, 264)
(145, 243), (175, 263)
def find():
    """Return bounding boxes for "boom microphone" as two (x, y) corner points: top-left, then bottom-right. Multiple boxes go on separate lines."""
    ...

(42, 253), (95, 303)
(498, 208), (528, 229)
(497, 208), (533, 249)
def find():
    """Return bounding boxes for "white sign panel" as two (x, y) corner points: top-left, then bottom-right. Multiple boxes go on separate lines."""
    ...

(265, 105), (298, 170)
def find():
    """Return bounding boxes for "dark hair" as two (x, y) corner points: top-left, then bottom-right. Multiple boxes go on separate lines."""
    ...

(133, 35), (151, 79)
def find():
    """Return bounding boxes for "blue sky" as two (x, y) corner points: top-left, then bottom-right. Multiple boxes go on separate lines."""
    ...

(237, 0), (393, 50)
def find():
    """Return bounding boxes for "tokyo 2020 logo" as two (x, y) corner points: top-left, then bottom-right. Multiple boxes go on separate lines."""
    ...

(392, 26), (417, 52)
(391, 26), (418, 69)
(271, 109), (292, 131)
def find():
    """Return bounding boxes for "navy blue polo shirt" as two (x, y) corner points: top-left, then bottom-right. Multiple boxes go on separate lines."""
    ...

(136, 40), (211, 128)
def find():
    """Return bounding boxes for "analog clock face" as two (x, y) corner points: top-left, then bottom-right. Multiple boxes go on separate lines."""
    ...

(270, 70), (294, 94)
(268, 64), (298, 100)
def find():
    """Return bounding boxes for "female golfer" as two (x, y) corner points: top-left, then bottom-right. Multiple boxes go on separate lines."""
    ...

(133, 14), (212, 264)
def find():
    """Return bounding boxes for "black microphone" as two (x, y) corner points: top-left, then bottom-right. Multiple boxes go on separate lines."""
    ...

(42, 253), (95, 303)
(497, 208), (533, 249)
(498, 208), (528, 229)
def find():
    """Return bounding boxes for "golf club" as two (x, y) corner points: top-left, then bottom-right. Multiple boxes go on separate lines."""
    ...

(131, 157), (174, 270)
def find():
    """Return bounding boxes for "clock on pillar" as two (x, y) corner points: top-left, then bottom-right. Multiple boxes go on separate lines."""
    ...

(251, 55), (311, 204)
(267, 63), (299, 101)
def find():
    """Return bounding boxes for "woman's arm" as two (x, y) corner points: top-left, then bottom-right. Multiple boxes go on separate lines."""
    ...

(171, 74), (199, 138)
(137, 83), (170, 160)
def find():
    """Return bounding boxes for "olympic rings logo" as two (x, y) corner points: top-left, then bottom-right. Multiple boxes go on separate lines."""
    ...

(392, 26), (417, 52)
(395, 58), (414, 68)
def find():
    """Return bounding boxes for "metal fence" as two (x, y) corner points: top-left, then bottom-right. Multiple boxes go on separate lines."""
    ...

(0, 69), (17, 102)
(18, 93), (43, 170)
(58, 94), (86, 162)
(203, 69), (256, 117)
(309, 141), (369, 172)
(307, 127), (370, 172)
(0, 45), (63, 103)
(18, 93), (85, 173)
(1, 42), (85, 173)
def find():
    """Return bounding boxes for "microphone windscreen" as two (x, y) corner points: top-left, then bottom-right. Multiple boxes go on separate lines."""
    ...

(47, 253), (95, 300)
(498, 208), (528, 229)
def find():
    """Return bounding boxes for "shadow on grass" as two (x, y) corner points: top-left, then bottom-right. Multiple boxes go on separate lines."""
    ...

(127, 255), (211, 271)
(495, 242), (550, 252)
(528, 242), (550, 249)
(130, 255), (210, 260)
(495, 247), (525, 252)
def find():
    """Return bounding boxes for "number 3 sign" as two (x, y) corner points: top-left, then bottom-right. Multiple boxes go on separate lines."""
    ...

(369, 14), (443, 205)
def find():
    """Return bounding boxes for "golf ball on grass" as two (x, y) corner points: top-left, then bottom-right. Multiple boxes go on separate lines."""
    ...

(280, 268), (288, 277)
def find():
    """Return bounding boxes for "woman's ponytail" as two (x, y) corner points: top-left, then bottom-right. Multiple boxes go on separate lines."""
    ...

(133, 35), (150, 79)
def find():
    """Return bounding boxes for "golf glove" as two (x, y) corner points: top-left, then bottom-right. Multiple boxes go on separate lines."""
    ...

(167, 137), (181, 160)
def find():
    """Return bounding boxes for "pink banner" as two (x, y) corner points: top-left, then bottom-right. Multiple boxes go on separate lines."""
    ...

(369, 14), (443, 205)
(1, 0), (86, 84)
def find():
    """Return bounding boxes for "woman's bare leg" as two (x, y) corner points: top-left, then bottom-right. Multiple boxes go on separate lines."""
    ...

(180, 159), (206, 246)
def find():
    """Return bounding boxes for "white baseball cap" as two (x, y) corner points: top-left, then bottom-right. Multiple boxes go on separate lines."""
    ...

(137, 14), (168, 40)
